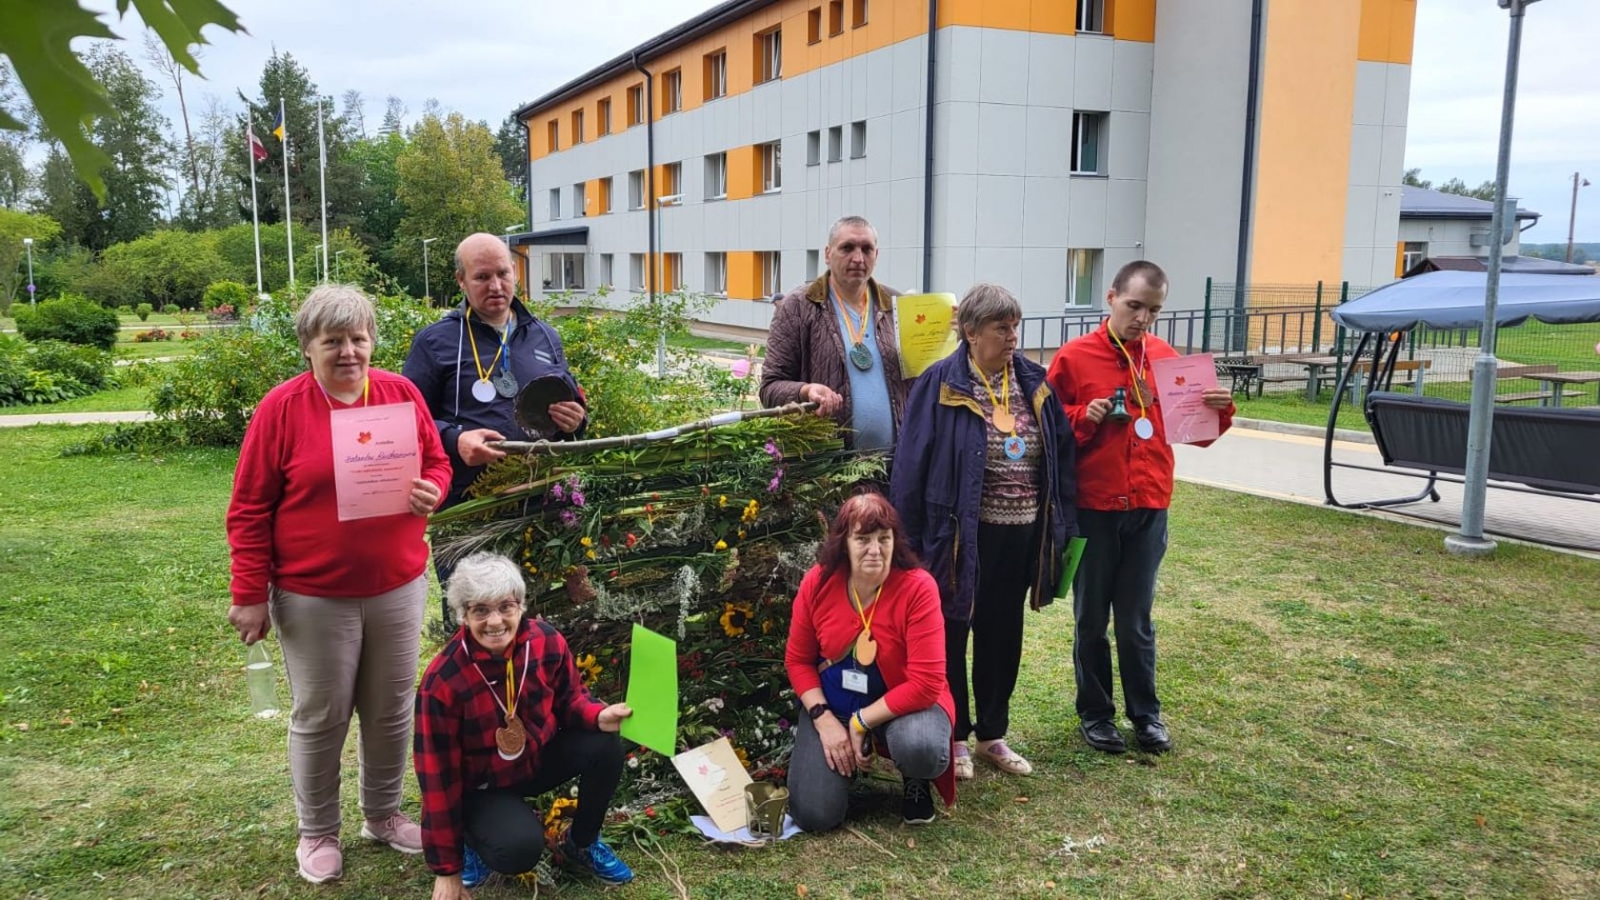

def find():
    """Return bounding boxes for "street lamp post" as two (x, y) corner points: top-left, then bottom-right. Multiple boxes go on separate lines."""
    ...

(1446, 0), (1541, 558)
(21, 237), (34, 305)
(313, 243), (325, 283)
(421, 237), (437, 302)
(1566, 172), (1590, 264)
(334, 250), (346, 282)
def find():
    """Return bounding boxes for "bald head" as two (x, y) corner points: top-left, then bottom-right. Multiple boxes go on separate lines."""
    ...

(455, 233), (518, 326)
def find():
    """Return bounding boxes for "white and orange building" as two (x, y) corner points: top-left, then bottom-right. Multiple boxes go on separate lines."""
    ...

(514, 0), (1419, 329)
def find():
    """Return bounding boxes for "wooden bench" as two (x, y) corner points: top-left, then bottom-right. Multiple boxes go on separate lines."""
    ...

(1495, 364), (1557, 405)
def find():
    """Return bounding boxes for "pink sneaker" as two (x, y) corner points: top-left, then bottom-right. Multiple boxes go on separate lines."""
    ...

(296, 834), (343, 884)
(361, 811), (423, 854)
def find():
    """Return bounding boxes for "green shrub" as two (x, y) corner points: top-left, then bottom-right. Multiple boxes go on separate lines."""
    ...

(0, 334), (113, 406)
(28, 340), (113, 391)
(135, 303), (153, 322)
(161, 304), (179, 315)
(12, 296), (120, 350)
(202, 280), (252, 313)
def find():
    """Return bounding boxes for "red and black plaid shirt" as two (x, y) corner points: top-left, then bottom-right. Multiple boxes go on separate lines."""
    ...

(414, 617), (603, 875)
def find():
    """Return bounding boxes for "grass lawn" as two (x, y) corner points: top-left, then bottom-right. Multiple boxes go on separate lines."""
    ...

(670, 333), (756, 354)
(0, 384), (151, 415)
(1, 426), (1596, 899)
(114, 338), (200, 360)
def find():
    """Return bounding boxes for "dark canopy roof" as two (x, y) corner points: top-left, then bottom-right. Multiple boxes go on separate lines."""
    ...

(1329, 270), (1600, 331)
(1403, 255), (1595, 277)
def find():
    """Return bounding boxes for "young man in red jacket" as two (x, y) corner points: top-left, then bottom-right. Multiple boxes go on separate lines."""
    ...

(1046, 261), (1234, 754)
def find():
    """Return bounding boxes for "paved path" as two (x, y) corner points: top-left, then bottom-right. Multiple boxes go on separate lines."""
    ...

(1178, 420), (1599, 556)
(0, 410), (153, 427)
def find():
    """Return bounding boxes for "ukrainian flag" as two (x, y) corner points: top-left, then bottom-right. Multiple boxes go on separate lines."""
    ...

(271, 109), (285, 141)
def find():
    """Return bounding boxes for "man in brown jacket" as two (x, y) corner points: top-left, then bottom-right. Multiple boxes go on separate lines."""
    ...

(759, 216), (909, 450)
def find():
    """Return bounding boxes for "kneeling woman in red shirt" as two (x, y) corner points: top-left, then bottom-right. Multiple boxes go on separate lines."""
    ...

(785, 492), (957, 829)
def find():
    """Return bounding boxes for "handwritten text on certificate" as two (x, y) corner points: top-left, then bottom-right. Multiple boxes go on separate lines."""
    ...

(330, 402), (421, 521)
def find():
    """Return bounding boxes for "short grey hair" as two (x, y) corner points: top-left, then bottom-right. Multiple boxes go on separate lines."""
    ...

(957, 283), (1022, 339)
(446, 552), (529, 622)
(827, 215), (877, 248)
(295, 284), (378, 353)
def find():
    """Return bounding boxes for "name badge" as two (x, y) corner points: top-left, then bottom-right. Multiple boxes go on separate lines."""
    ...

(842, 669), (869, 694)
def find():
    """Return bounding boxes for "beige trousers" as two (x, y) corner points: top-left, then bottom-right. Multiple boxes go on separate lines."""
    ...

(270, 574), (426, 837)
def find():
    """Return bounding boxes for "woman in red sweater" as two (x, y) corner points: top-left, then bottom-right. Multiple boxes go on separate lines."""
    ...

(785, 492), (957, 830)
(226, 285), (452, 885)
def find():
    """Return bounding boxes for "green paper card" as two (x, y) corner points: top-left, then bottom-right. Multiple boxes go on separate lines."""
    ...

(1054, 536), (1088, 602)
(619, 624), (679, 757)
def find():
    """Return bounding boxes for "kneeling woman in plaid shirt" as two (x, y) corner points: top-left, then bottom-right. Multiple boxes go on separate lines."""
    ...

(414, 552), (634, 897)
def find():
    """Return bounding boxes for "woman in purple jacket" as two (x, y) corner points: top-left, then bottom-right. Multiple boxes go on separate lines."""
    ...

(889, 284), (1078, 779)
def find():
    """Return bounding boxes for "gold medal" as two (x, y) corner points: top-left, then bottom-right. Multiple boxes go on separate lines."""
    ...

(496, 717), (526, 758)
(991, 407), (1016, 433)
(854, 630), (878, 666)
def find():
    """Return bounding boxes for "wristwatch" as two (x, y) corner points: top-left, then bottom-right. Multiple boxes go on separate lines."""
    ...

(806, 702), (831, 720)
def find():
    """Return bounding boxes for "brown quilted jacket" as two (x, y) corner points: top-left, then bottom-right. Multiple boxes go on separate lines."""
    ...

(759, 274), (909, 448)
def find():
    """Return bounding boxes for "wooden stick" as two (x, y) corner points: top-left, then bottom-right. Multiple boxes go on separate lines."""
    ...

(488, 402), (819, 455)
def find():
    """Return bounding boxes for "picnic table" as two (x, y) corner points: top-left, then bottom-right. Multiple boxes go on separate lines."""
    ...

(1282, 356), (1342, 401)
(1530, 370), (1600, 407)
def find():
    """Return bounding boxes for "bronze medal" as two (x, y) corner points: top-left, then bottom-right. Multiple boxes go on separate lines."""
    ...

(991, 407), (1016, 433)
(1135, 375), (1156, 405)
(495, 717), (526, 758)
(854, 630), (878, 666)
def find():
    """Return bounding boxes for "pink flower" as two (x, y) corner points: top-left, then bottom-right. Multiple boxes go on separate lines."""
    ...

(560, 509), (578, 527)
(550, 482), (564, 502)
(731, 359), (751, 379)
(767, 468), (785, 492)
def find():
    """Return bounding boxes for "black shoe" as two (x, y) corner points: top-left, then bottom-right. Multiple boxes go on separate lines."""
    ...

(901, 777), (936, 825)
(1134, 720), (1173, 753)
(1080, 720), (1126, 754)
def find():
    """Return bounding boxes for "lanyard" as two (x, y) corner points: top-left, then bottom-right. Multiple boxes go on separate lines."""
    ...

(850, 580), (882, 639)
(832, 290), (871, 346)
(465, 309), (508, 382)
(470, 639), (530, 724)
(1107, 328), (1149, 418)
(315, 376), (369, 409)
(970, 356), (1014, 434)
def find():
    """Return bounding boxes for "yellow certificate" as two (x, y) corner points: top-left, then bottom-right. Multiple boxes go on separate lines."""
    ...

(893, 292), (959, 378)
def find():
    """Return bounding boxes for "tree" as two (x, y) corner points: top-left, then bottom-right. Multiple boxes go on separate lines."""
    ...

(102, 228), (229, 309)
(379, 95), (406, 137)
(177, 95), (239, 231)
(342, 89), (366, 137)
(0, 62), (30, 207)
(0, 0), (244, 199)
(1403, 168), (1497, 201)
(347, 131), (407, 256)
(144, 32), (199, 206)
(0, 207), (60, 312)
(494, 113), (528, 203)
(393, 113), (521, 294)
(1402, 168), (1431, 190)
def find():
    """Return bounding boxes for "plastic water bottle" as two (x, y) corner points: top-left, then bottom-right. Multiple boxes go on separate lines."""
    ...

(246, 642), (281, 719)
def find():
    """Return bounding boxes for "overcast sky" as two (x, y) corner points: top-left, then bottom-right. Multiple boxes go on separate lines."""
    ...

(94, 0), (1600, 243)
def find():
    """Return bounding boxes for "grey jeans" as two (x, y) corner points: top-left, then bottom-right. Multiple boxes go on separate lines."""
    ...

(270, 574), (426, 837)
(788, 705), (951, 832)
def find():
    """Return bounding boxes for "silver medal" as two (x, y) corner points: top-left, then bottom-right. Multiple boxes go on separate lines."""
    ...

(471, 379), (496, 403)
(1134, 417), (1155, 440)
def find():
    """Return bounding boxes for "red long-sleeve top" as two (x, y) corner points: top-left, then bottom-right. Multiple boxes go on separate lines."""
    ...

(226, 369), (452, 606)
(1046, 324), (1233, 511)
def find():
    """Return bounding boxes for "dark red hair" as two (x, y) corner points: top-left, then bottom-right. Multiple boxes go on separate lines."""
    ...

(816, 491), (923, 575)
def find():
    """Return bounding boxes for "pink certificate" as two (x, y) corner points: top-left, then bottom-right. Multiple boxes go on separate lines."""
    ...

(329, 402), (421, 521)
(1150, 353), (1220, 445)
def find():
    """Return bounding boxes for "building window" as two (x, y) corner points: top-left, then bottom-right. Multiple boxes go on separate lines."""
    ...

(806, 249), (819, 280)
(808, 7), (822, 43)
(573, 182), (586, 218)
(827, 126), (843, 163)
(628, 170), (644, 210)
(664, 253), (684, 290)
(705, 252), (728, 295)
(828, 0), (844, 36)
(571, 109), (584, 144)
(852, 0), (868, 28)
(705, 51), (728, 102)
(599, 176), (613, 214)
(760, 141), (782, 193)
(627, 85), (645, 125)
(661, 162), (682, 203)
(705, 153), (728, 200)
(597, 98), (612, 136)
(1071, 111), (1107, 175)
(1076, 0), (1105, 34)
(761, 251), (782, 297)
(1067, 249), (1100, 307)
(549, 187), (561, 220)
(850, 120), (867, 158)
(1402, 241), (1429, 273)
(663, 69), (683, 114)
(629, 253), (646, 291)
(547, 119), (559, 152)
(542, 252), (586, 291)
(807, 130), (821, 166)
(758, 28), (783, 82)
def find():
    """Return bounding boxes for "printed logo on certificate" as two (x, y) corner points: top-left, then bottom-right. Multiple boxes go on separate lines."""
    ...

(330, 402), (421, 521)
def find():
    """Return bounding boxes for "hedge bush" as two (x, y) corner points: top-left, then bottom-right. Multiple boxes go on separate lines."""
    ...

(0, 335), (114, 406)
(13, 296), (120, 350)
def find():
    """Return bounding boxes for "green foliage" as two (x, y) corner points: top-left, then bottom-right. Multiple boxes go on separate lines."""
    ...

(392, 112), (522, 292)
(160, 303), (178, 315)
(30, 244), (95, 302)
(0, 334), (112, 405)
(201, 279), (250, 312)
(0, 0), (243, 199)
(100, 229), (227, 309)
(13, 295), (119, 349)
(0, 207), (60, 313)
(134, 302), (152, 321)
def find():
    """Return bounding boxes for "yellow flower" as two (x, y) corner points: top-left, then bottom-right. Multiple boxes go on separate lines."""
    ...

(580, 536), (593, 548)
(737, 529), (747, 539)
(715, 540), (728, 551)
(586, 549), (597, 560)
(720, 602), (754, 637)
(718, 495), (728, 508)
(733, 746), (750, 769)
(575, 653), (603, 685)
(543, 796), (580, 826)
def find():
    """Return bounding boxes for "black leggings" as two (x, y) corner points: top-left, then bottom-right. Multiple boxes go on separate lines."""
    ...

(462, 729), (623, 875)
(946, 522), (1038, 742)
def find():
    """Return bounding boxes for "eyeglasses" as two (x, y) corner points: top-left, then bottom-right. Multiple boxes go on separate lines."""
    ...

(464, 600), (523, 622)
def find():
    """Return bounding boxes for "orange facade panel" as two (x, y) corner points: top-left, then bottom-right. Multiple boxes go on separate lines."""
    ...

(1109, 0), (1156, 43)
(727, 145), (760, 202)
(728, 251), (762, 300)
(1358, 0), (1417, 65)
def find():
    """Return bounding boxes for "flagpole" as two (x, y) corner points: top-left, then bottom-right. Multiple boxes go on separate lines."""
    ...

(246, 121), (264, 295)
(281, 97), (295, 295)
(318, 99), (329, 282)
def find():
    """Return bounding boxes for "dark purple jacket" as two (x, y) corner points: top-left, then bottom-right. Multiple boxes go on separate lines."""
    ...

(890, 344), (1079, 622)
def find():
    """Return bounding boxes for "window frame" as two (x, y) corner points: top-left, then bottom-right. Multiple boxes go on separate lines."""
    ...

(828, 0), (844, 36)
(663, 69), (683, 114)
(1067, 248), (1101, 308)
(628, 170), (645, 210)
(571, 109), (584, 144)
(572, 182), (586, 218)
(808, 7), (822, 44)
(627, 85), (645, 126)
(705, 153), (728, 200)
(761, 251), (782, 297)
(548, 187), (561, 220)
(597, 97), (612, 136)
(760, 141), (783, 193)
(705, 252), (728, 296)
(706, 50), (728, 101)
(541, 252), (587, 292)
(1070, 111), (1108, 176)
(1076, 0), (1105, 35)
(758, 28), (783, 82)
(850, 120), (867, 159)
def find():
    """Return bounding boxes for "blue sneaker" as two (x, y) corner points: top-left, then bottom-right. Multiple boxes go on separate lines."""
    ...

(559, 833), (634, 885)
(460, 844), (490, 889)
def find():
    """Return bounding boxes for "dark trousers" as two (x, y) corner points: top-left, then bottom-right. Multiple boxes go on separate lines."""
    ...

(1072, 507), (1167, 726)
(946, 522), (1038, 742)
(462, 730), (623, 875)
